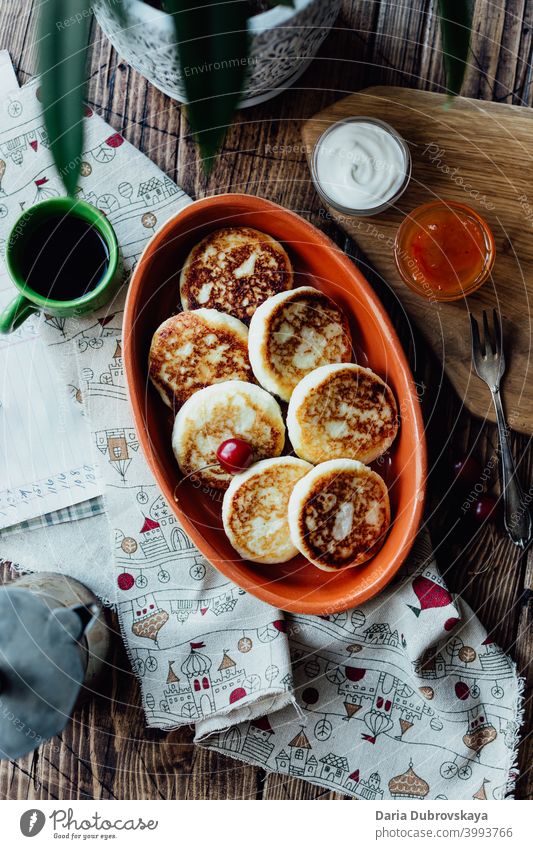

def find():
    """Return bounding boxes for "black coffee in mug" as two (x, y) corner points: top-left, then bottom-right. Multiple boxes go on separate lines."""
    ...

(19, 211), (110, 301)
(1, 197), (120, 335)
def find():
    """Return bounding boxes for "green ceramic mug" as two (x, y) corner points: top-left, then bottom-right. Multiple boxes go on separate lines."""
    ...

(0, 197), (121, 334)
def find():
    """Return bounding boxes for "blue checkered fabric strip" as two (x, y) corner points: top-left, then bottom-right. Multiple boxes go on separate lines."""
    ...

(0, 496), (105, 537)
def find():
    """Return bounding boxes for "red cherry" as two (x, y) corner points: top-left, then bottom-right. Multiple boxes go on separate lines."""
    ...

(452, 455), (483, 490)
(216, 439), (254, 474)
(117, 572), (134, 591)
(444, 617), (460, 632)
(473, 495), (499, 524)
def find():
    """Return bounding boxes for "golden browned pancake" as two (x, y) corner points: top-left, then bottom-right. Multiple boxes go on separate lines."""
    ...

(287, 363), (398, 464)
(248, 286), (352, 401)
(222, 457), (313, 563)
(172, 380), (285, 490)
(149, 309), (252, 409)
(180, 227), (293, 321)
(288, 459), (390, 571)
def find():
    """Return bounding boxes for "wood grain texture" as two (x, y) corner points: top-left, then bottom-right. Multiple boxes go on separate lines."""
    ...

(0, 0), (532, 801)
(302, 85), (533, 434)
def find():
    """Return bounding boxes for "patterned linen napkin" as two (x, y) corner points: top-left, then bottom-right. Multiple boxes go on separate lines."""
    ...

(77, 334), (523, 800)
(0, 55), (523, 799)
(0, 54), (295, 729)
(205, 539), (523, 801)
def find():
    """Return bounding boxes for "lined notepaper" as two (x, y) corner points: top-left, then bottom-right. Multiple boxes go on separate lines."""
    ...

(0, 274), (101, 527)
(0, 53), (102, 528)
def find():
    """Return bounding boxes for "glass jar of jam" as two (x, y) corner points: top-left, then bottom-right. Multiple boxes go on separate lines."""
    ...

(394, 200), (495, 301)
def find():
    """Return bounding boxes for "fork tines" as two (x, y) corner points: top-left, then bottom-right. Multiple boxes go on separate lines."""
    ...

(470, 308), (502, 360)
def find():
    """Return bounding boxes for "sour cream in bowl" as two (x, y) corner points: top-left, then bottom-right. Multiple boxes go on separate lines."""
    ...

(311, 117), (411, 216)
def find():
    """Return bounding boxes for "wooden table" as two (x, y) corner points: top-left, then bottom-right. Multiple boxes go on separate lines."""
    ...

(1, 0), (532, 800)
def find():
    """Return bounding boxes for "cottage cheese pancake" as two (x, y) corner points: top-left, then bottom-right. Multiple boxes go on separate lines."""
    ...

(149, 309), (252, 409)
(288, 459), (390, 571)
(248, 286), (352, 401)
(180, 227), (293, 321)
(222, 457), (313, 563)
(287, 363), (398, 464)
(173, 381), (285, 490)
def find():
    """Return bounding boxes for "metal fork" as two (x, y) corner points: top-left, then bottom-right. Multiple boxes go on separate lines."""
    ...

(470, 309), (532, 549)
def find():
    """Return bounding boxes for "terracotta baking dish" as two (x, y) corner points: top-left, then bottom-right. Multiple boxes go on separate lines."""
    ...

(123, 194), (426, 614)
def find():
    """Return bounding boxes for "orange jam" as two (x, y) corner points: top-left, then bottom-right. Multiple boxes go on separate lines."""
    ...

(394, 200), (495, 301)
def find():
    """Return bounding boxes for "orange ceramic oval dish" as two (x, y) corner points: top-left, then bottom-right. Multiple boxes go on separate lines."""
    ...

(123, 194), (426, 614)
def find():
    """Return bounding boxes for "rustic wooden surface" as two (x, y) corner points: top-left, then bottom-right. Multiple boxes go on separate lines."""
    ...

(303, 86), (533, 435)
(0, 0), (532, 800)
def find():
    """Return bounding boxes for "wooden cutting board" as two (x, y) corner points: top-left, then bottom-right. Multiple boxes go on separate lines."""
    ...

(302, 86), (533, 435)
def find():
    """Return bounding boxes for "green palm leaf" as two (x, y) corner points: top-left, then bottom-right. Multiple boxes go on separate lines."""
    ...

(438, 0), (474, 96)
(38, 0), (91, 196)
(163, 0), (249, 170)
(38, 0), (471, 191)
